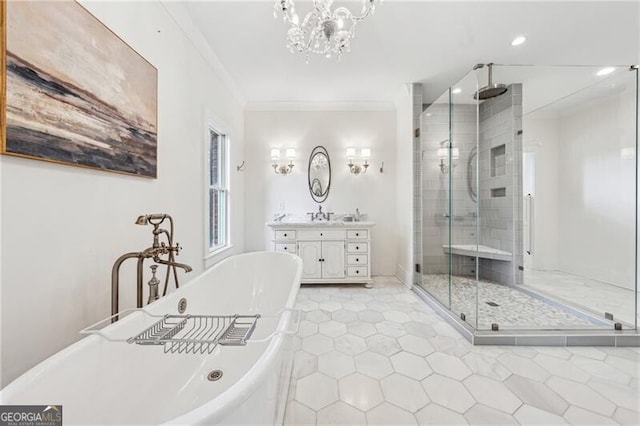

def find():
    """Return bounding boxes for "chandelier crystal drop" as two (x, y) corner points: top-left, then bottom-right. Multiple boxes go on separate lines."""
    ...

(274, 0), (381, 62)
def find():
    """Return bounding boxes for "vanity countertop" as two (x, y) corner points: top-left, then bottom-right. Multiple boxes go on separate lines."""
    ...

(267, 220), (375, 228)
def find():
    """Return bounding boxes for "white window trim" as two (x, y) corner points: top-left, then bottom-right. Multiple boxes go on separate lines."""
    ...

(203, 116), (231, 263)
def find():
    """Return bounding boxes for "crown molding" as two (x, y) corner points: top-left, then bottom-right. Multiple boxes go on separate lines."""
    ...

(159, 1), (246, 108)
(244, 101), (396, 112)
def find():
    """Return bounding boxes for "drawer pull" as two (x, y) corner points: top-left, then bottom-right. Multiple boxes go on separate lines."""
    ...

(284, 233), (287, 237)
(284, 247), (287, 250)
(356, 270), (360, 274)
(356, 258), (359, 262)
(356, 246), (359, 250)
(356, 233), (359, 236)
(320, 233), (323, 236)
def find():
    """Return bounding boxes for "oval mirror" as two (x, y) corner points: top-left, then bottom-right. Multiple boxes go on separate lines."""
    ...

(308, 146), (331, 203)
(467, 146), (478, 202)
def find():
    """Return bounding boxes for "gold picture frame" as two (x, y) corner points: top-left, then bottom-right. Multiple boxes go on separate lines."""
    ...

(0, 1), (158, 178)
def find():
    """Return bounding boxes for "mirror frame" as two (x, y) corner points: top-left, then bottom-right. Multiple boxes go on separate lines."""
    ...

(307, 146), (331, 203)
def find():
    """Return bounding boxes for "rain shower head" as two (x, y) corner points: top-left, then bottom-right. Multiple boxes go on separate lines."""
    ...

(475, 85), (508, 100)
(473, 63), (508, 100)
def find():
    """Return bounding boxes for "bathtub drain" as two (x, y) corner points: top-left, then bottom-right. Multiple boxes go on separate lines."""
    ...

(208, 370), (223, 381)
(178, 298), (188, 314)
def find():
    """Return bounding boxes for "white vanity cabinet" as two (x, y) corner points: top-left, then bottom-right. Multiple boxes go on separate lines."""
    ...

(268, 222), (374, 284)
(298, 240), (345, 279)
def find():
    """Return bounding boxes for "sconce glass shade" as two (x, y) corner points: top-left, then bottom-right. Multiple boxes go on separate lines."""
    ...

(346, 147), (356, 160)
(452, 147), (460, 160)
(271, 147), (294, 175)
(286, 148), (296, 160)
(346, 147), (370, 175)
(437, 147), (447, 161)
(437, 146), (460, 160)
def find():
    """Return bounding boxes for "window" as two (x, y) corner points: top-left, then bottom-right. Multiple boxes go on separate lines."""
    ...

(208, 127), (229, 252)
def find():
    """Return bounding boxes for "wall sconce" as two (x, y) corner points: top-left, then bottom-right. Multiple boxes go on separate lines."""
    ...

(271, 148), (295, 175)
(437, 140), (459, 174)
(347, 148), (370, 175)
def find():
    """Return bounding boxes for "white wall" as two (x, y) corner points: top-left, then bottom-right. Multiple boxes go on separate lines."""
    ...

(244, 109), (398, 276)
(525, 86), (636, 290)
(556, 91), (636, 290)
(394, 86), (414, 286)
(1, 1), (245, 385)
(523, 117), (560, 271)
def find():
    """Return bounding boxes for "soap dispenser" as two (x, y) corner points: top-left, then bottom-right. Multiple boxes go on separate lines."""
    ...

(355, 208), (361, 222)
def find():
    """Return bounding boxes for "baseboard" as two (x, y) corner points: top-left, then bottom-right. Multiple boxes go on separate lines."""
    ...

(395, 264), (412, 288)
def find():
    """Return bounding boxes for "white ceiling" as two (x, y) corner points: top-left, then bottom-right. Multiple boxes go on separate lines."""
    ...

(183, 1), (640, 107)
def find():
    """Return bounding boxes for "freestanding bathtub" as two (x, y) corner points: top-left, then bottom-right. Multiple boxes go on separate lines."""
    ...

(1, 251), (303, 425)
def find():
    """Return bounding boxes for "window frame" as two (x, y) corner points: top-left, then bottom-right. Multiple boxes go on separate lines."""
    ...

(205, 122), (231, 257)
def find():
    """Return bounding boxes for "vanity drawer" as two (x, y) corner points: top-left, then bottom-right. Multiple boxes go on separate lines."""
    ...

(346, 242), (368, 254)
(347, 229), (368, 239)
(297, 229), (346, 241)
(275, 243), (296, 254)
(347, 254), (368, 265)
(347, 266), (368, 277)
(275, 230), (296, 241)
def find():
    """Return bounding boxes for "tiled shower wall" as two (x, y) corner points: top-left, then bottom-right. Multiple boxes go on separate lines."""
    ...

(418, 84), (524, 286)
(478, 84), (524, 285)
(421, 103), (478, 275)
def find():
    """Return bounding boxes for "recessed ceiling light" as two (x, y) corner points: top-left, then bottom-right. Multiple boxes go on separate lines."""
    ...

(596, 67), (615, 76)
(511, 36), (526, 46)
(452, 88), (462, 94)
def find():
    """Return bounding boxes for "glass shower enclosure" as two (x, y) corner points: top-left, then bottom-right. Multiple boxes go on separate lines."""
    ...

(416, 64), (638, 343)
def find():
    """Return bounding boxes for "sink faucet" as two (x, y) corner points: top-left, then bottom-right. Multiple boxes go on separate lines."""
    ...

(307, 205), (333, 221)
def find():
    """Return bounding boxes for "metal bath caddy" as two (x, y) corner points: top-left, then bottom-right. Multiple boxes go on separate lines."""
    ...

(82, 308), (299, 355)
(127, 314), (260, 354)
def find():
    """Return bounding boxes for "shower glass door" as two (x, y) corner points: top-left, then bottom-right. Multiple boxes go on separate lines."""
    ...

(420, 88), (453, 309)
(477, 64), (638, 331)
(418, 64), (638, 334)
(448, 70), (480, 328)
(419, 69), (482, 330)
(517, 65), (638, 331)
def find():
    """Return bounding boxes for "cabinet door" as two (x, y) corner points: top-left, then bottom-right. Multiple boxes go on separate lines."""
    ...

(322, 241), (345, 279)
(299, 241), (322, 279)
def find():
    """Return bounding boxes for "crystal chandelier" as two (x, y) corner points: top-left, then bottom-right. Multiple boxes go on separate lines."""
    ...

(274, 0), (381, 62)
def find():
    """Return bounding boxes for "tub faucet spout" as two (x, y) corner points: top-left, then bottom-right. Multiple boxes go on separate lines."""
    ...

(155, 258), (193, 273)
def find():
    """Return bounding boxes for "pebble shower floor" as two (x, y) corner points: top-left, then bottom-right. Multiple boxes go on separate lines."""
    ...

(421, 274), (596, 330)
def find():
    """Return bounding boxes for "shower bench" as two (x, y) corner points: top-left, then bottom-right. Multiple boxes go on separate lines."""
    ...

(442, 244), (512, 261)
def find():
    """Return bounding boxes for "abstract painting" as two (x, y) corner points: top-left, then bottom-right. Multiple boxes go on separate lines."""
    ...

(1, 1), (158, 177)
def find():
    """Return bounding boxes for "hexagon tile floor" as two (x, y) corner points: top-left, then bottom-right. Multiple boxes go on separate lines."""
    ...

(285, 277), (640, 425)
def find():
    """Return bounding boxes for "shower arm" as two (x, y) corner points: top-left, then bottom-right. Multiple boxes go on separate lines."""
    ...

(487, 63), (494, 86)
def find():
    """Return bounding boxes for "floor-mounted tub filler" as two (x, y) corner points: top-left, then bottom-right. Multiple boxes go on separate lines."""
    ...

(1, 252), (303, 425)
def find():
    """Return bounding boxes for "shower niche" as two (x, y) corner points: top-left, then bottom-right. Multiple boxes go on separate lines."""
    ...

(490, 145), (506, 178)
(415, 63), (638, 344)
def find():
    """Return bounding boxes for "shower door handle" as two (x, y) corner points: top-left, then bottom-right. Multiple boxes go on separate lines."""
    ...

(526, 194), (534, 255)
